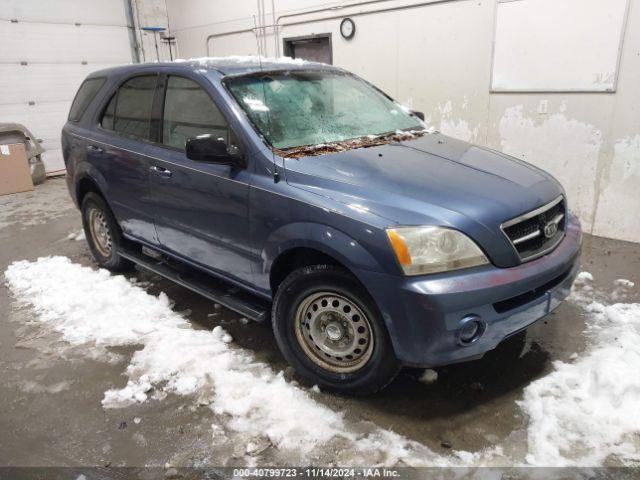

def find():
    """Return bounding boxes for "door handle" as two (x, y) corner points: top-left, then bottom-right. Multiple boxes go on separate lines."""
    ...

(87, 145), (104, 154)
(150, 165), (172, 178)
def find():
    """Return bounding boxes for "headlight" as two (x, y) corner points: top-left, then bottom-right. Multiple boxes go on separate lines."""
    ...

(386, 226), (489, 275)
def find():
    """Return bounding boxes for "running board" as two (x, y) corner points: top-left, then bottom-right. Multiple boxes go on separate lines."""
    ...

(118, 247), (271, 322)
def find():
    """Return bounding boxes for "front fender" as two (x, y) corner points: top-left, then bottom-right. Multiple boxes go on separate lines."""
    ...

(261, 222), (386, 281)
(261, 221), (412, 361)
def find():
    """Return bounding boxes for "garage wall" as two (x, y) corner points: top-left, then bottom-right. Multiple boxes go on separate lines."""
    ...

(0, 0), (136, 175)
(163, 0), (640, 244)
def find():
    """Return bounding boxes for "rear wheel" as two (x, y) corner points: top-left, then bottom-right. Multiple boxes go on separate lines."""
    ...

(81, 192), (133, 272)
(272, 265), (400, 395)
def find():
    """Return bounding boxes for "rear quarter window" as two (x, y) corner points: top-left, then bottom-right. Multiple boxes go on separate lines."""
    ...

(68, 77), (107, 122)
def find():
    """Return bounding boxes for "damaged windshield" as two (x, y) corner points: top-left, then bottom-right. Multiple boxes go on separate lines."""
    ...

(225, 71), (424, 151)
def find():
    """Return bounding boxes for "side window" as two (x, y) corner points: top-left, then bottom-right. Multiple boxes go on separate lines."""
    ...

(112, 75), (157, 141)
(162, 76), (229, 151)
(101, 93), (116, 130)
(69, 77), (106, 122)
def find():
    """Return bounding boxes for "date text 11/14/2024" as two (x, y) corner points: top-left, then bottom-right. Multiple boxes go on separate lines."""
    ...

(233, 467), (401, 477)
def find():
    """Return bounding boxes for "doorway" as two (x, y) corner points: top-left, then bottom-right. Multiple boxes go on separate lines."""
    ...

(283, 34), (332, 64)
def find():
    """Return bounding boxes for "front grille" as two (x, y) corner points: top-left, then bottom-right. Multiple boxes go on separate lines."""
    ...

(502, 196), (566, 262)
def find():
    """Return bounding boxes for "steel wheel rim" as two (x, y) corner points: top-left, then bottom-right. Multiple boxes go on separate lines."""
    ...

(88, 208), (112, 257)
(294, 291), (374, 373)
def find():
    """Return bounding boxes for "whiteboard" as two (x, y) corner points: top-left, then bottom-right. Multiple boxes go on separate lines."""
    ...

(491, 0), (629, 92)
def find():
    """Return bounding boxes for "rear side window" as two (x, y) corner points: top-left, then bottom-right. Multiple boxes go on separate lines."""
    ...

(162, 76), (229, 150)
(68, 77), (106, 122)
(101, 75), (157, 141)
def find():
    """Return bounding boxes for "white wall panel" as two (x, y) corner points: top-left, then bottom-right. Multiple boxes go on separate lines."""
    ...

(0, 63), (120, 104)
(0, 101), (71, 173)
(0, 102), (70, 145)
(0, 1), (133, 175)
(0, 22), (132, 64)
(2, 0), (127, 25)
(38, 145), (65, 174)
(492, 0), (629, 92)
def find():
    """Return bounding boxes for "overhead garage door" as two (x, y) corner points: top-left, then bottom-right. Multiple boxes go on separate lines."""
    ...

(0, 0), (134, 175)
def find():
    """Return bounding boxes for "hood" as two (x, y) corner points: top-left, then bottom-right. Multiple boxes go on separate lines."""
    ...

(283, 133), (564, 267)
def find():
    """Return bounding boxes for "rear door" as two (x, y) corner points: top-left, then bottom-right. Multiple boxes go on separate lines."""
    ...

(146, 73), (254, 284)
(88, 74), (159, 244)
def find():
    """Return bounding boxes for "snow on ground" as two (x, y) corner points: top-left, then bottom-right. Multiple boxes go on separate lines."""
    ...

(5, 257), (341, 454)
(3, 256), (452, 465)
(518, 273), (640, 466)
(67, 230), (85, 241)
(419, 369), (438, 385)
(4, 257), (640, 466)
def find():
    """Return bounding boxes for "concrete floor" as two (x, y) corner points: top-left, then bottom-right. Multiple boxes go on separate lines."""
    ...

(1, 178), (639, 467)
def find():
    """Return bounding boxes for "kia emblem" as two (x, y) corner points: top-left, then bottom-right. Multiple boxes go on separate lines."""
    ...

(543, 222), (558, 238)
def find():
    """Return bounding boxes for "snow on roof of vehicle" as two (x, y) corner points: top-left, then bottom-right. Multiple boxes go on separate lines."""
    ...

(174, 55), (340, 75)
(87, 56), (340, 80)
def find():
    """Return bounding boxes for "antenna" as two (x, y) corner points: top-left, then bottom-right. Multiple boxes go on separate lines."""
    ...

(254, 2), (279, 183)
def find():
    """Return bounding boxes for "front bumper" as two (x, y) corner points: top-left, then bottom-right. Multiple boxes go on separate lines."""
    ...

(357, 214), (583, 367)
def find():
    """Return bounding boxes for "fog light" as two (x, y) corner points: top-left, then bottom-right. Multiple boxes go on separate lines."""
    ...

(458, 315), (485, 345)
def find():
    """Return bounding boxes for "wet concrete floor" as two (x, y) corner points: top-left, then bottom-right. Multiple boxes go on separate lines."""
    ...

(1, 178), (638, 467)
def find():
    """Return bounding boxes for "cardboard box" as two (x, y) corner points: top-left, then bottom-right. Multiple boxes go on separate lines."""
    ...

(0, 143), (34, 196)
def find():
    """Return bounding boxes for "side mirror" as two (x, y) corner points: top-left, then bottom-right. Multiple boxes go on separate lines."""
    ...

(185, 134), (244, 167)
(411, 110), (425, 121)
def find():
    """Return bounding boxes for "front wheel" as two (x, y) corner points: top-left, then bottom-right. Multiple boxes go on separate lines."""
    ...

(272, 265), (400, 395)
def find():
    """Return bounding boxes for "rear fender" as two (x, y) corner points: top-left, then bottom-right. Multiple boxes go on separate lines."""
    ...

(74, 163), (112, 207)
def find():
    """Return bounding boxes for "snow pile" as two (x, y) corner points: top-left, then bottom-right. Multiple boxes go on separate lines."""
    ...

(520, 274), (640, 466)
(5, 256), (346, 454)
(419, 369), (438, 384)
(5, 257), (183, 347)
(102, 326), (347, 452)
(67, 230), (85, 241)
(0, 255), (519, 466)
(6, 257), (480, 465)
(575, 271), (593, 282)
(6, 257), (639, 466)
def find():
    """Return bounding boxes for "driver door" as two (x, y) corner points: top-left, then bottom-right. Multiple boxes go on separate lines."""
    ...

(147, 74), (253, 284)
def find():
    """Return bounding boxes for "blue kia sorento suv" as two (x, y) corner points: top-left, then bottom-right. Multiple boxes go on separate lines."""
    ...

(63, 58), (582, 394)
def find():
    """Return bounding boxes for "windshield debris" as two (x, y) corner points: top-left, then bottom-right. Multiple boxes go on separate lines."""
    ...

(273, 128), (437, 159)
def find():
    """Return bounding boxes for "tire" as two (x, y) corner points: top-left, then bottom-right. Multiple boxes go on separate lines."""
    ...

(272, 265), (400, 395)
(81, 192), (134, 272)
